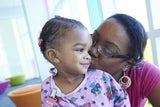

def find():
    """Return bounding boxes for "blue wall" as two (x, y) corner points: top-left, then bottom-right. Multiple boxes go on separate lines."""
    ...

(87, 0), (103, 31)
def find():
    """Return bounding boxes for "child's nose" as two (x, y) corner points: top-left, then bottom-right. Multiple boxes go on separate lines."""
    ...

(84, 53), (91, 61)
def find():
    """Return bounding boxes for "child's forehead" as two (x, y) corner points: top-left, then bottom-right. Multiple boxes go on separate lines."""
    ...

(59, 29), (90, 43)
(66, 28), (89, 38)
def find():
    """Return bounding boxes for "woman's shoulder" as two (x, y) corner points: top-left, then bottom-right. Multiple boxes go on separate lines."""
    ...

(126, 60), (160, 87)
(129, 60), (160, 73)
(127, 60), (160, 87)
(126, 61), (160, 99)
(142, 60), (160, 70)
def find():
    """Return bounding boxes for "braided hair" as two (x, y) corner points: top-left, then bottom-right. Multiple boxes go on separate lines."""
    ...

(38, 16), (87, 60)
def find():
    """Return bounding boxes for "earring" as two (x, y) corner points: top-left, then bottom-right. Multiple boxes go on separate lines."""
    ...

(119, 66), (131, 89)
(49, 68), (57, 75)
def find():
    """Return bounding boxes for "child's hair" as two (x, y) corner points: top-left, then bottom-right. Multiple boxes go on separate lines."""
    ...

(38, 16), (88, 60)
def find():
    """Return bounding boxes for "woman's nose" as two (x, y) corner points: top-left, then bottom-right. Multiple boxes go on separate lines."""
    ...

(89, 46), (99, 58)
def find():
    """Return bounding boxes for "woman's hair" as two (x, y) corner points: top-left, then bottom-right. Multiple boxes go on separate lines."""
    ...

(38, 16), (87, 59)
(107, 14), (148, 65)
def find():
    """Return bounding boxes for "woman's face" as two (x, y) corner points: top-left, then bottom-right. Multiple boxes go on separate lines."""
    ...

(90, 18), (130, 75)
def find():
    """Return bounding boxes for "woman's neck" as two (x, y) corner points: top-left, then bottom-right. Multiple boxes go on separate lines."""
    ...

(112, 70), (123, 82)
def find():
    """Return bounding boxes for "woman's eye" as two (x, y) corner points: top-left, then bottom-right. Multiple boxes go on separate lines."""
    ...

(104, 49), (113, 56)
(91, 34), (98, 46)
(99, 46), (115, 56)
(92, 40), (97, 46)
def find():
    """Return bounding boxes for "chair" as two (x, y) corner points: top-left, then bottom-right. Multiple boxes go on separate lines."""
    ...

(0, 80), (10, 94)
(8, 83), (41, 107)
(7, 74), (25, 86)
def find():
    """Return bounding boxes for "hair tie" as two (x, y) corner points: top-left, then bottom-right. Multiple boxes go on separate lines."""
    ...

(38, 38), (43, 46)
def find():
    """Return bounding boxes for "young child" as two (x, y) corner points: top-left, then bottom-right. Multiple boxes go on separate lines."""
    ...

(39, 16), (130, 107)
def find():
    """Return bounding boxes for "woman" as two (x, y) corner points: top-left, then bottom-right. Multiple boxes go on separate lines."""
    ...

(90, 13), (160, 107)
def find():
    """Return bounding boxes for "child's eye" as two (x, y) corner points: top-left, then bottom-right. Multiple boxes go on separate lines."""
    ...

(75, 48), (84, 52)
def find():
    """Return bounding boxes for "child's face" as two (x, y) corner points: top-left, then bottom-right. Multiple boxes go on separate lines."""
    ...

(56, 28), (92, 75)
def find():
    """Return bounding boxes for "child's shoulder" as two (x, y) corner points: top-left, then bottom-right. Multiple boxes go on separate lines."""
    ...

(42, 75), (53, 86)
(88, 69), (111, 77)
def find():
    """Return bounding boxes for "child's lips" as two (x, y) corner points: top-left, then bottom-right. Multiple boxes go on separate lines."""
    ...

(81, 63), (90, 68)
(81, 63), (90, 66)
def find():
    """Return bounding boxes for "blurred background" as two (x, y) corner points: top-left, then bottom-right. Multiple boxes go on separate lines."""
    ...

(0, 0), (160, 81)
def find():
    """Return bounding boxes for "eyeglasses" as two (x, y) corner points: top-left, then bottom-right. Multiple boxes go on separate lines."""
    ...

(97, 45), (129, 59)
(91, 31), (129, 59)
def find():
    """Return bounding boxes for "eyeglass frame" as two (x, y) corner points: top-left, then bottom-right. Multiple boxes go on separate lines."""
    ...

(91, 30), (130, 59)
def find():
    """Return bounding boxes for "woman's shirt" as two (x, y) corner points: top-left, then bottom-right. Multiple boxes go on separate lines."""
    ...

(126, 60), (160, 107)
(41, 69), (130, 107)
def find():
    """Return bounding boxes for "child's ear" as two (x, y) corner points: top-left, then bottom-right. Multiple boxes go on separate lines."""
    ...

(45, 48), (60, 63)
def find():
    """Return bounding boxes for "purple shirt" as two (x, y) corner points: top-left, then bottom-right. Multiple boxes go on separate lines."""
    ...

(126, 60), (160, 107)
(41, 69), (131, 107)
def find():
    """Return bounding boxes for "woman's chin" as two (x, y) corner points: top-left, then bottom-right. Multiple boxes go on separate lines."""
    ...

(89, 64), (96, 69)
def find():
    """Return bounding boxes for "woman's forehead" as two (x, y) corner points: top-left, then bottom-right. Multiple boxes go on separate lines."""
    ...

(95, 20), (130, 53)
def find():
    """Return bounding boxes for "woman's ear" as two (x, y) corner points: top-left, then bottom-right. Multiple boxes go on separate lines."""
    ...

(45, 48), (60, 63)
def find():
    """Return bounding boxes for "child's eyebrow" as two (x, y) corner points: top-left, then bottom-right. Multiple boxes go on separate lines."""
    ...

(73, 42), (86, 47)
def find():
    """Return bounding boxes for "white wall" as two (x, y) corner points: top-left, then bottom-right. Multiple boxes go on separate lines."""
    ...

(22, 0), (53, 80)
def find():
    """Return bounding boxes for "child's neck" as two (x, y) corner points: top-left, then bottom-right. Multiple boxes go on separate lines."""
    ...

(54, 74), (85, 94)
